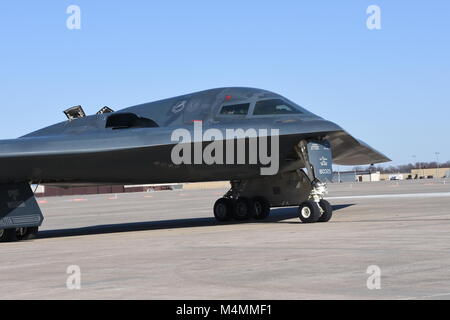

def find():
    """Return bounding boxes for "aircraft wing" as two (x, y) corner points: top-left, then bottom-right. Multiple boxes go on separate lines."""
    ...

(326, 131), (391, 166)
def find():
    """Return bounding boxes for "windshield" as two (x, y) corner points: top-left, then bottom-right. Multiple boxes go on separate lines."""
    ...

(253, 99), (303, 115)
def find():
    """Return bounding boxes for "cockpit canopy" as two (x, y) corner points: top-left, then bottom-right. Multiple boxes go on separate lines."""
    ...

(218, 98), (305, 118)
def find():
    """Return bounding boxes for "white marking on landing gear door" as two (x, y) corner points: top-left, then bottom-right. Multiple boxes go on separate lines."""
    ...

(319, 156), (328, 166)
(0, 217), (13, 226)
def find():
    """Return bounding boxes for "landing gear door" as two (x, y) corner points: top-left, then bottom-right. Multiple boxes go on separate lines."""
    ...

(307, 140), (333, 182)
(0, 183), (44, 229)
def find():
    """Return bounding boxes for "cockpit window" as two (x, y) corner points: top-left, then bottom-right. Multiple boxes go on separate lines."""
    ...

(253, 99), (302, 115)
(219, 103), (250, 116)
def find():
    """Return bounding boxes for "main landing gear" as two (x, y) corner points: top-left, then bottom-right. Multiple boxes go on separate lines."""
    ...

(213, 176), (333, 224)
(0, 182), (43, 243)
(0, 227), (39, 242)
(213, 196), (271, 222)
(213, 180), (271, 222)
(296, 176), (333, 223)
(212, 139), (335, 224)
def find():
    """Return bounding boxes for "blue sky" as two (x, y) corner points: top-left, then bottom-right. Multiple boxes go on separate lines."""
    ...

(0, 1), (449, 166)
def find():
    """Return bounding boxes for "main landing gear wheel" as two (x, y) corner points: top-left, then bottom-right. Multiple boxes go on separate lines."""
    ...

(0, 227), (39, 242)
(252, 197), (270, 220)
(214, 198), (234, 222)
(0, 229), (18, 242)
(16, 227), (39, 241)
(233, 198), (252, 221)
(213, 196), (271, 222)
(299, 200), (321, 223)
(318, 199), (333, 223)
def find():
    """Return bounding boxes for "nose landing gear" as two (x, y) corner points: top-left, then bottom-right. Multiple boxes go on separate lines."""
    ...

(318, 199), (333, 222)
(299, 200), (321, 223)
(295, 140), (334, 224)
(298, 199), (333, 223)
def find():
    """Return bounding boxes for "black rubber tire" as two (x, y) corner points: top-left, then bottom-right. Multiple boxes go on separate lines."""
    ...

(0, 229), (18, 242)
(318, 200), (333, 223)
(213, 198), (233, 222)
(233, 198), (252, 221)
(252, 197), (271, 220)
(17, 227), (39, 241)
(298, 200), (321, 223)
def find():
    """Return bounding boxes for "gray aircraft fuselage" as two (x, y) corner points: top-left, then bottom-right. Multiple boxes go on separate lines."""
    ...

(0, 87), (390, 185)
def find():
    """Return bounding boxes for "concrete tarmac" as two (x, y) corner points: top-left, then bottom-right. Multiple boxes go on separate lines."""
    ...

(1, 180), (450, 300)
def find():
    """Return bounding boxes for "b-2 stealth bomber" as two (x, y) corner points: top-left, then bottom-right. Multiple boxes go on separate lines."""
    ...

(0, 87), (390, 242)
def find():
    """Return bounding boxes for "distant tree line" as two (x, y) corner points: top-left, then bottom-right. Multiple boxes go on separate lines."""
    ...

(353, 161), (450, 174)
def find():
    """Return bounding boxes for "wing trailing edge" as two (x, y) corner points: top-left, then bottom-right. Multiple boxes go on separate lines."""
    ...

(327, 131), (391, 166)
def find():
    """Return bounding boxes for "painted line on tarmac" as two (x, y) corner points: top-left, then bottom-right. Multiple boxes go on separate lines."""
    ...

(66, 198), (88, 202)
(329, 192), (450, 200)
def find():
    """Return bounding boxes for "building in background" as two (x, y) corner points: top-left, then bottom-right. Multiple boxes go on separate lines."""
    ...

(332, 171), (382, 182)
(34, 184), (181, 198)
(332, 171), (357, 183)
(410, 167), (450, 180)
(356, 171), (381, 182)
